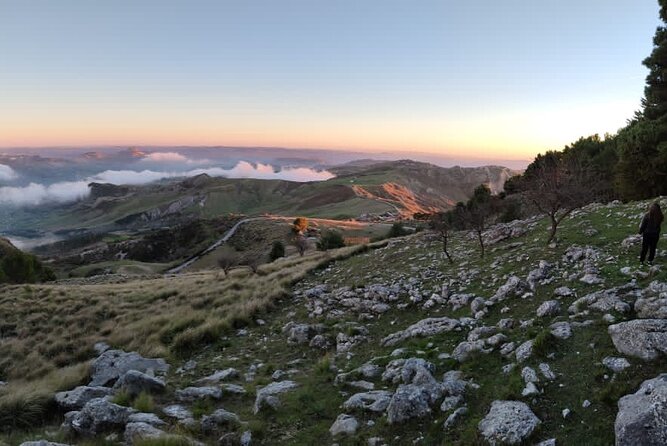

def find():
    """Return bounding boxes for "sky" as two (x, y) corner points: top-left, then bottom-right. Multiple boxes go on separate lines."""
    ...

(0, 0), (660, 160)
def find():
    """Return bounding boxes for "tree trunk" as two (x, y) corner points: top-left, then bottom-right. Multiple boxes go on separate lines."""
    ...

(476, 229), (485, 257)
(442, 238), (453, 264)
(546, 214), (558, 245)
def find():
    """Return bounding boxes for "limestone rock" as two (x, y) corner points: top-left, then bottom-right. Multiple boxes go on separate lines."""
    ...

(201, 408), (241, 434)
(253, 380), (298, 413)
(386, 384), (432, 424)
(343, 391), (393, 413)
(54, 386), (114, 411)
(609, 319), (667, 361)
(536, 300), (560, 318)
(113, 370), (165, 397)
(62, 398), (137, 436)
(329, 414), (359, 436)
(381, 317), (461, 347)
(615, 374), (667, 445)
(478, 400), (541, 445)
(89, 350), (169, 387)
(176, 386), (222, 402)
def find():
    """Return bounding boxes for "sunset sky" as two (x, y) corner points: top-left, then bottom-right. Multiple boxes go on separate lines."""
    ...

(0, 0), (660, 160)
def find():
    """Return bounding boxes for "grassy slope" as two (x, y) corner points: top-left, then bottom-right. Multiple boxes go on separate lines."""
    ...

(3, 199), (666, 445)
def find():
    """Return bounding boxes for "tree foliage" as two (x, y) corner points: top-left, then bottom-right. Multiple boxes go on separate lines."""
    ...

(292, 217), (309, 234)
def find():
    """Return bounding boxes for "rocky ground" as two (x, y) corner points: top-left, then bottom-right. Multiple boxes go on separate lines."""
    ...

(5, 198), (667, 445)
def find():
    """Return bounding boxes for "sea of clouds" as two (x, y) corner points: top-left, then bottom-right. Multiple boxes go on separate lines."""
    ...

(0, 158), (334, 206)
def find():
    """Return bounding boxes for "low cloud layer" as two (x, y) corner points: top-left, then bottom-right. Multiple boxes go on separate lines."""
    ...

(0, 161), (334, 206)
(0, 164), (18, 181)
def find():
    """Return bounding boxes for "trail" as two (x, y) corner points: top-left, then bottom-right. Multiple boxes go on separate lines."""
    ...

(166, 217), (262, 274)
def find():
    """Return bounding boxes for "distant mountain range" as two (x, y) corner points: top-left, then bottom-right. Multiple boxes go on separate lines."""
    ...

(19, 159), (516, 233)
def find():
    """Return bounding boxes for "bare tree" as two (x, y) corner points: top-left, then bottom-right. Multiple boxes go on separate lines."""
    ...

(458, 185), (498, 258)
(293, 234), (308, 256)
(217, 246), (238, 277)
(520, 151), (599, 245)
(430, 211), (456, 264)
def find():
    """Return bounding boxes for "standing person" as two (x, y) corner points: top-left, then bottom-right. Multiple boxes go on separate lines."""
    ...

(639, 202), (664, 265)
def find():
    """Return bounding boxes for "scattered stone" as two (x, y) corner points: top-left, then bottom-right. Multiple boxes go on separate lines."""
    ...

(175, 386), (222, 402)
(582, 400), (591, 408)
(602, 356), (631, 373)
(536, 300), (561, 317)
(19, 442), (71, 446)
(124, 422), (167, 445)
(343, 391), (393, 413)
(381, 317), (461, 347)
(329, 414), (359, 436)
(440, 395), (464, 412)
(562, 408), (571, 418)
(554, 286), (574, 297)
(253, 381), (298, 413)
(162, 405), (195, 427)
(443, 406), (468, 429)
(522, 382), (540, 397)
(196, 368), (239, 384)
(515, 340), (534, 363)
(452, 340), (490, 362)
(550, 322), (572, 340)
(201, 408), (241, 434)
(608, 319), (667, 361)
(539, 363), (556, 381)
(478, 400), (541, 445)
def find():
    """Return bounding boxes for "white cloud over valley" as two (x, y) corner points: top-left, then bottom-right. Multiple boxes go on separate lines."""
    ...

(0, 161), (334, 206)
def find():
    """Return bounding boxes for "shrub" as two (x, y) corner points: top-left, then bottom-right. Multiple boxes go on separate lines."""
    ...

(387, 222), (410, 238)
(112, 388), (132, 407)
(269, 241), (286, 261)
(316, 230), (345, 251)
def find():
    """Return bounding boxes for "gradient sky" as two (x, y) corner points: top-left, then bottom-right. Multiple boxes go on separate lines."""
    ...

(0, 1), (660, 159)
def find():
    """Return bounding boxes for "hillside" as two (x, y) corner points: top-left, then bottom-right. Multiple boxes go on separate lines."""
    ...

(1, 198), (667, 445)
(26, 161), (514, 234)
(0, 238), (54, 284)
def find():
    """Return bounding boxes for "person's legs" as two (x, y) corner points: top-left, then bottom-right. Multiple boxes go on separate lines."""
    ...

(640, 235), (649, 263)
(648, 234), (659, 263)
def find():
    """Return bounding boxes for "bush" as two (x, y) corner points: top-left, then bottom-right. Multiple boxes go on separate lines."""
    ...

(387, 222), (410, 238)
(316, 230), (345, 251)
(269, 241), (286, 261)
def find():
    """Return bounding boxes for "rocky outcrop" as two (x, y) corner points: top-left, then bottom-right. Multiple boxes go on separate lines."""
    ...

(615, 374), (667, 445)
(62, 398), (137, 436)
(343, 391), (393, 413)
(113, 370), (165, 397)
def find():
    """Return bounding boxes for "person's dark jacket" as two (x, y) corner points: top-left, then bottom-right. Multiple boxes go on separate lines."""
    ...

(640, 214), (662, 236)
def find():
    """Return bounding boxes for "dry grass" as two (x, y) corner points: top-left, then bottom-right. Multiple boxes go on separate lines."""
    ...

(0, 242), (387, 384)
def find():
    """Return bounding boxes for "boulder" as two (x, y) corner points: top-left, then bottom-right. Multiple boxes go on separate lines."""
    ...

(54, 386), (114, 411)
(62, 398), (137, 436)
(608, 319), (667, 361)
(489, 276), (528, 303)
(452, 340), (490, 362)
(386, 384), (432, 424)
(89, 350), (169, 387)
(381, 317), (461, 347)
(343, 391), (393, 413)
(162, 404), (195, 427)
(478, 400), (541, 445)
(329, 414), (358, 436)
(128, 412), (166, 427)
(113, 370), (165, 397)
(443, 406), (468, 429)
(615, 374), (667, 445)
(253, 380), (298, 413)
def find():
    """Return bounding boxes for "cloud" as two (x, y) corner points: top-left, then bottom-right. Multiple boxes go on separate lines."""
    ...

(0, 162), (335, 207)
(141, 152), (189, 162)
(0, 181), (89, 206)
(0, 164), (18, 182)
